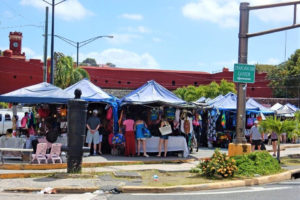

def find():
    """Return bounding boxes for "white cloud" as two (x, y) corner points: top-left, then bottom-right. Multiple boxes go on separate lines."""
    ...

(182, 0), (300, 28)
(108, 33), (141, 45)
(265, 58), (281, 65)
(22, 47), (43, 60)
(79, 48), (160, 69)
(20, 0), (93, 21)
(121, 13), (143, 20)
(182, 0), (239, 28)
(126, 26), (150, 33)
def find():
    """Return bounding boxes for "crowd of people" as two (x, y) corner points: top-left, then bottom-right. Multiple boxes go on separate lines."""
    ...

(85, 106), (202, 157)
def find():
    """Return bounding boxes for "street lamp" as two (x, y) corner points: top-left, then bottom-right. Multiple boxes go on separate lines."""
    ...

(53, 35), (113, 67)
(42, 0), (67, 84)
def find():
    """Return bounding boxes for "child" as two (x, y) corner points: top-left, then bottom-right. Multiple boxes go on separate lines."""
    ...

(111, 129), (125, 156)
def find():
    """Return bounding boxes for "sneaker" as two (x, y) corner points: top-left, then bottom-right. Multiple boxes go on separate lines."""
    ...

(93, 152), (97, 156)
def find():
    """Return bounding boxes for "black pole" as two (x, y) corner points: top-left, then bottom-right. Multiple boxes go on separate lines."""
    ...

(43, 7), (49, 82)
(67, 89), (88, 173)
(50, 0), (55, 84)
(236, 2), (249, 144)
(77, 42), (79, 67)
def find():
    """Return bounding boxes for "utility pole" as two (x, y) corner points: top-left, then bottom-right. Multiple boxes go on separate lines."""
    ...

(42, 0), (66, 84)
(43, 6), (49, 82)
(235, 2), (249, 144)
(230, 1), (300, 156)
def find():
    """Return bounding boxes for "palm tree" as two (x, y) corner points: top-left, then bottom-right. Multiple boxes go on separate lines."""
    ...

(259, 116), (295, 162)
(54, 56), (90, 89)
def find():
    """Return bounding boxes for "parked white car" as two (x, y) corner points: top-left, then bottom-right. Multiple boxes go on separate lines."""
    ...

(0, 109), (26, 135)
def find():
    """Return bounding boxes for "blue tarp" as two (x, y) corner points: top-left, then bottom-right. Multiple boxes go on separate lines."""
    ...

(211, 92), (259, 111)
(285, 103), (299, 112)
(246, 98), (274, 114)
(64, 79), (113, 102)
(120, 80), (186, 106)
(0, 82), (72, 104)
(195, 97), (206, 103)
(207, 95), (224, 105)
(64, 79), (119, 133)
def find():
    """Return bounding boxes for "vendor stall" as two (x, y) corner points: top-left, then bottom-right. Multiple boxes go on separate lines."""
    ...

(120, 80), (190, 156)
(64, 79), (119, 154)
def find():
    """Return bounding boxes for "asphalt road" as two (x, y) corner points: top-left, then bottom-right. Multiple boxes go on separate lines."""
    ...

(0, 179), (299, 200)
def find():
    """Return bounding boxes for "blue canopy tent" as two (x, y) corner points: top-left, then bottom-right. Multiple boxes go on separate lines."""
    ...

(195, 97), (206, 104)
(246, 98), (274, 114)
(207, 95), (224, 106)
(211, 92), (259, 111)
(64, 79), (119, 133)
(0, 82), (72, 104)
(120, 80), (186, 106)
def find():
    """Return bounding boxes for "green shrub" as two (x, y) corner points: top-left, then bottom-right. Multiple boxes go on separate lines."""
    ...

(196, 149), (238, 178)
(233, 151), (281, 177)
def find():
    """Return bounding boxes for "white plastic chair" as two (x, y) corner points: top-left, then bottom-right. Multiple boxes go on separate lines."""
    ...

(31, 143), (47, 164)
(46, 143), (62, 164)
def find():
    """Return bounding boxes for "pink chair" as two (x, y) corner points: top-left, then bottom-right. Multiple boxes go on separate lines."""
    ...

(46, 143), (62, 164)
(31, 143), (48, 164)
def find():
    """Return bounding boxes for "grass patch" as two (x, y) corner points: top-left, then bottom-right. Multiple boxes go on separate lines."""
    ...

(137, 170), (227, 187)
(281, 157), (300, 166)
(233, 151), (282, 177)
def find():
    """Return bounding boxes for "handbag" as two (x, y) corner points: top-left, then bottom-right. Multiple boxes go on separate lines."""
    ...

(142, 127), (152, 138)
(159, 125), (172, 136)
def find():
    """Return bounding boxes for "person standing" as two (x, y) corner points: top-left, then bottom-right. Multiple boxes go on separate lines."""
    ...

(123, 114), (136, 156)
(135, 116), (149, 157)
(86, 109), (101, 156)
(157, 116), (171, 157)
(250, 120), (263, 152)
(271, 132), (278, 156)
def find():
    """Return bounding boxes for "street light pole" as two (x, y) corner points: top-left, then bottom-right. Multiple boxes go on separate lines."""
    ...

(51, 35), (113, 67)
(42, 0), (66, 84)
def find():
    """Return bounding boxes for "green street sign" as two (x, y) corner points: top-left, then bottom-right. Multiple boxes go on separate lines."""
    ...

(233, 63), (256, 83)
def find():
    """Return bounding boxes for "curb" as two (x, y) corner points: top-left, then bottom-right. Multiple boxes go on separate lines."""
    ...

(2, 169), (299, 194)
(0, 159), (195, 171)
(119, 170), (298, 193)
(4, 187), (99, 194)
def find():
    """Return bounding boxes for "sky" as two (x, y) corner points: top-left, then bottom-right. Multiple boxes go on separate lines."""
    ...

(0, 0), (300, 73)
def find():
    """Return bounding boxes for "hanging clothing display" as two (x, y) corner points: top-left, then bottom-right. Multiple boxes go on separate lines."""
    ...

(221, 112), (226, 129)
(207, 109), (219, 142)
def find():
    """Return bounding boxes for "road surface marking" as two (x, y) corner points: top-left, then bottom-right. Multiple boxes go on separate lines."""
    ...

(59, 193), (102, 200)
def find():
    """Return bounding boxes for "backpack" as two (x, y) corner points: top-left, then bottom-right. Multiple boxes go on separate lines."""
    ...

(184, 119), (190, 134)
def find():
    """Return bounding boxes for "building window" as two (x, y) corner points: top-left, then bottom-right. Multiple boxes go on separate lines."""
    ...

(127, 81), (131, 84)
(194, 82), (198, 86)
(13, 75), (16, 79)
(172, 80), (175, 86)
(105, 80), (108, 83)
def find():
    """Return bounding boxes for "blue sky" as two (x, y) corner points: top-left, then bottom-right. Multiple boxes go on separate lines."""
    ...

(0, 0), (300, 72)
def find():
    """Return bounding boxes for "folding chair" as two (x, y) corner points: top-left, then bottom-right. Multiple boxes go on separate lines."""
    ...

(46, 143), (62, 164)
(31, 143), (47, 164)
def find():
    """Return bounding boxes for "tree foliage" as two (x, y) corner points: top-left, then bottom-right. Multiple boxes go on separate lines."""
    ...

(54, 55), (90, 89)
(268, 49), (300, 98)
(259, 117), (295, 162)
(255, 64), (276, 74)
(81, 58), (98, 66)
(174, 79), (236, 102)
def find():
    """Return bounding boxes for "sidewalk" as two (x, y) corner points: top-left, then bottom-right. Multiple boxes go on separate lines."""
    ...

(0, 144), (299, 193)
